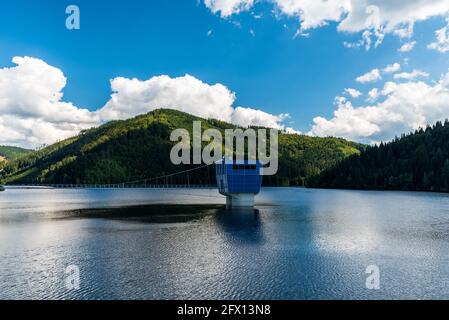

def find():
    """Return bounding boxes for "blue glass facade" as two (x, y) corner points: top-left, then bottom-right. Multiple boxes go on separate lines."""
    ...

(216, 159), (263, 195)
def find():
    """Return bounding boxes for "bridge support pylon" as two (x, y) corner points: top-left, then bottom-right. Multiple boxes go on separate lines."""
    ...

(216, 158), (262, 209)
(226, 194), (255, 209)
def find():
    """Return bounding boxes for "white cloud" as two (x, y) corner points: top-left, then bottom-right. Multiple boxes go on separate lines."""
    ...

(97, 75), (236, 122)
(398, 41), (417, 52)
(356, 68), (382, 83)
(356, 63), (403, 85)
(428, 18), (449, 53)
(231, 107), (289, 129)
(393, 23), (415, 39)
(394, 69), (430, 80)
(337, 1), (449, 35)
(367, 88), (380, 102)
(0, 56), (99, 148)
(97, 74), (289, 130)
(0, 57), (294, 148)
(203, 0), (254, 18)
(204, 0), (449, 46)
(273, 0), (350, 32)
(310, 71), (449, 143)
(285, 127), (302, 135)
(383, 63), (401, 73)
(344, 88), (362, 98)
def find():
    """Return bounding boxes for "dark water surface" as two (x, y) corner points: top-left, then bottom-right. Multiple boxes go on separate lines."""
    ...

(1, 187), (449, 300)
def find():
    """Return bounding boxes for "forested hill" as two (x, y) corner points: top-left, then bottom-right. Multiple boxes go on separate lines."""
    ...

(0, 109), (363, 186)
(310, 120), (449, 192)
(0, 146), (32, 168)
(0, 146), (31, 160)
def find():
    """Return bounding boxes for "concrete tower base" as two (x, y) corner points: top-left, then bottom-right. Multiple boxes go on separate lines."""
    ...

(226, 194), (255, 208)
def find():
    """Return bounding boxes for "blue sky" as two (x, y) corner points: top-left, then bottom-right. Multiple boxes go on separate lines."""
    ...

(1, 0), (449, 147)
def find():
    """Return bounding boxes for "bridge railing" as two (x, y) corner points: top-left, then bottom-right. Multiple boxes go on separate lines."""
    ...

(5, 163), (218, 190)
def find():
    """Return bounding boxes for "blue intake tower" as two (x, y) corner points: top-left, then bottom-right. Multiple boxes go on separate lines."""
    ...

(216, 158), (263, 208)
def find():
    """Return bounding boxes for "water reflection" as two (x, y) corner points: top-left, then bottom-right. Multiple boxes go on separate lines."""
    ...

(215, 208), (264, 245)
(51, 205), (266, 246)
(59, 205), (266, 244)
(54, 205), (222, 224)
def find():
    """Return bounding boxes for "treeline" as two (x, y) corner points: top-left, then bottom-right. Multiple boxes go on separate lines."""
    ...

(0, 109), (362, 186)
(0, 145), (31, 161)
(0, 146), (31, 170)
(310, 120), (449, 192)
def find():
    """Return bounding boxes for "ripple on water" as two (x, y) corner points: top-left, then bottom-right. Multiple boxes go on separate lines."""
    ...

(2, 188), (449, 299)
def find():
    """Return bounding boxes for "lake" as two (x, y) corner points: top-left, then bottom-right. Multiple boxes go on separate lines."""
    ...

(1, 187), (449, 300)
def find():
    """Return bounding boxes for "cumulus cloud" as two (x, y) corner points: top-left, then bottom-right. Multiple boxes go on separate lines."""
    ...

(97, 74), (289, 130)
(273, 0), (350, 33)
(367, 88), (380, 102)
(356, 63), (404, 84)
(356, 68), (382, 83)
(337, 1), (449, 35)
(394, 69), (429, 80)
(204, 0), (449, 46)
(0, 57), (294, 148)
(231, 107), (289, 129)
(344, 88), (362, 98)
(203, 0), (254, 18)
(0, 56), (99, 148)
(383, 63), (401, 74)
(398, 41), (417, 52)
(309, 71), (449, 143)
(428, 18), (449, 53)
(97, 75), (236, 122)
(393, 23), (415, 39)
(285, 127), (302, 135)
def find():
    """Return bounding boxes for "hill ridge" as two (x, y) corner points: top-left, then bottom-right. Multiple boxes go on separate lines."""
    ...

(0, 109), (363, 186)
(310, 120), (449, 192)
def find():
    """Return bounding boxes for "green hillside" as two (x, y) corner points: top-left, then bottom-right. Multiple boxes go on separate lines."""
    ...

(310, 120), (449, 192)
(0, 109), (362, 186)
(0, 146), (31, 160)
(0, 146), (32, 170)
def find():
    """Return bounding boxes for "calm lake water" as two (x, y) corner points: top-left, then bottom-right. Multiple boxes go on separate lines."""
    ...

(1, 187), (449, 300)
